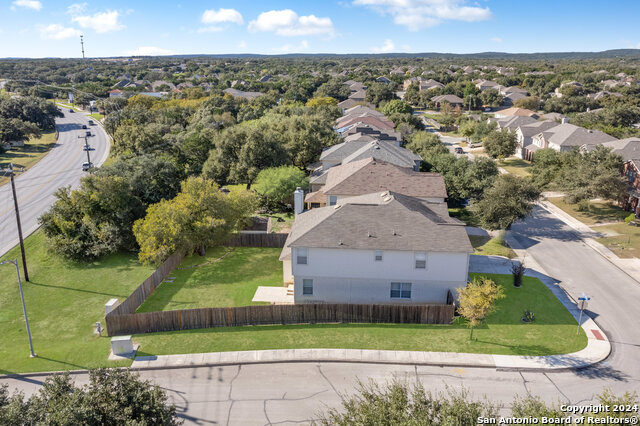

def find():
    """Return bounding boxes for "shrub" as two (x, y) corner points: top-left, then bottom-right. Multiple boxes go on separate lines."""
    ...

(511, 260), (525, 288)
(625, 213), (636, 224)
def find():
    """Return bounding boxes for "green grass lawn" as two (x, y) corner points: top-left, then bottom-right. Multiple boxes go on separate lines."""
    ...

(89, 113), (105, 121)
(0, 130), (56, 186)
(469, 233), (516, 258)
(595, 222), (640, 259)
(547, 197), (629, 225)
(449, 207), (480, 227)
(0, 231), (154, 374)
(137, 247), (283, 312)
(134, 273), (586, 357)
(498, 158), (532, 178)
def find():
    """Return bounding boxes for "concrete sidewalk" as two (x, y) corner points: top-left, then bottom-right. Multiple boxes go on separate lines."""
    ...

(129, 256), (610, 373)
(538, 200), (640, 284)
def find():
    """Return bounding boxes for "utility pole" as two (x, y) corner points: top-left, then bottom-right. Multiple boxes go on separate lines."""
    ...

(2, 164), (29, 282)
(1, 259), (36, 357)
(78, 135), (92, 166)
(80, 35), (85, 59)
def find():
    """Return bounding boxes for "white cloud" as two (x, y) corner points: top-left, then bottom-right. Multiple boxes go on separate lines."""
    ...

(201, 8), (243, 24)
(491, 37), (502, 43)
(273, 40), (309, 53)
(197, 26), (223, 33)
(371, 39), (395, 53)
(125, 46), (175, 56)
(72, 10), (124, 33)
(353, 0), (491, 30)
(40, 23), (81, 39)
(238, 40), (247, 48)
(66, 2), (87, 15)
(249, 9), (334, 37)
(12, 0), (42, 10)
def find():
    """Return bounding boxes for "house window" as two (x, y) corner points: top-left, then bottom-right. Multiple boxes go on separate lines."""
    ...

(296, 247), (308, 265)
(328, 196), (338, 206)
(302, 279), (313, 295)
(390, 282), (412, 299)
(414, 252), (427, 269)
(375, 250), (383, 261)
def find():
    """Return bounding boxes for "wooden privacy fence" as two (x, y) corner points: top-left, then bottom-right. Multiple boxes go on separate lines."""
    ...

(106, 303), (455, 336)
(109, 250), (186, 316)
(228, 233), (288, 248)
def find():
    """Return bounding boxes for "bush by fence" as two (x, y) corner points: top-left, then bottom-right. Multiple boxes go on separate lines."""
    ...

(106, 303), (454, 336)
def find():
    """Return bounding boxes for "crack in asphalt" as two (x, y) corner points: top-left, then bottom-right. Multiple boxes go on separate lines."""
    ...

(543, 372), (571, 404)
(316, 364), (340, 397)
(518, 371), (532, 397)
(225, 365), (242, 426)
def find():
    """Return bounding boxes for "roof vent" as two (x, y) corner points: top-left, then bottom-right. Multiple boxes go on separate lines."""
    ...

(392, 229), (397, 236)
(338, 239), (344, 245)
(333, 204), (342, 210)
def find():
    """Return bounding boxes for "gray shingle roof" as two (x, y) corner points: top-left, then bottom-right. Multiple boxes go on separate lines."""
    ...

(600, 138), (640, 162)
(541, 124), (616, 147)
(341, 141), (421, 168)
(518, 121), (561, 137)
(280, 191), (471, 260)
(322, 158), (446, 198)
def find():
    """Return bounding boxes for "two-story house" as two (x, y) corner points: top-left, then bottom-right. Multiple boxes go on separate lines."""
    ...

(280, 191), (472, 304)
(531, 123), (616, 153)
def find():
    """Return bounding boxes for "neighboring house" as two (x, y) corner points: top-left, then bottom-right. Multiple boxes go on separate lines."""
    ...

(108, 89), (124, 98)
(151, 80), (176, 91)
(431, 94), (464, 109)
(336, 115), (395, 132)
(342, 105), (386, 119)
(420, 79), (445, 91)
(280, 191), (472, 304)
(319, 139), (421, 171)
(600, 138), (640, 162)
(502, 92), (527, 106)
(376, 76), (391, 84)
(621, 159), (640, 217)
(515, 121), (562, 160)
(337, 98), (364, 111)
(587, 91), (623, 100)
(494, 107), (538, 119)
(231, 79), (249, 88)
(222, 88), (264, 100)
(474, 79), (500, 91)
(305, 157), (447, 208)
(492, 115), (538, 132)
(531, 123), (616, 153)
(259, 75), (272, 83)
(342, 129), (401, 143)
(139, 91), (168, 98)
(540, 112), (566, 122)
(348, 82), (368, 92)
(348, 89), (367, 102)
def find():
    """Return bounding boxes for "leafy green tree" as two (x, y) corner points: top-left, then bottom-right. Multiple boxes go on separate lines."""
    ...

(483, 130), (517, 159)
(514, 96), (540, 111)
(470, 174), (541, 230)
(253, 166), (309, 211)
(134, 176), (258, 265)
(457, 277), (505, 339)
(313, 79), (351, 101)
(318, 380), (498, 425)
(305, 97), (338, 108)
(479, 89), (504, 108)
(382, 99), (413, 116)
(0, 117), (40, 143)
(0, 369), (180, 425)
(403, 82), (420, 106)
(365, 82), (396, 106)
(113, 122), (170, 155)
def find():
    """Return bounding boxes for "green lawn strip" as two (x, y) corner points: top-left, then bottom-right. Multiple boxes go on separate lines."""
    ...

(448, 207), (480, 227)
(0, 130), (57, 186)
(469, 234), (516, 258)
(134, 273), (586, 357)
(89, 113), (105, 121)
(546, 197), (629, 225)
(595, 222), (640, 259)
(498, 158), (532, 178)
(136, 247), (284, 312)
(0, 231), (154, 374)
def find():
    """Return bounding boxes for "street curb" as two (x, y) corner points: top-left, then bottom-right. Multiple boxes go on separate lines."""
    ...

(538, 201), (640, 286)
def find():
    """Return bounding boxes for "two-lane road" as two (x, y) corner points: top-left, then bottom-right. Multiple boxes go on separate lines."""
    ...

(0, 110), (110, 257)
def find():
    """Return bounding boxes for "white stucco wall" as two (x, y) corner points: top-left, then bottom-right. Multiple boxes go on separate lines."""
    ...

(290, 247), (469, 304)
(282, 258), (293, 283)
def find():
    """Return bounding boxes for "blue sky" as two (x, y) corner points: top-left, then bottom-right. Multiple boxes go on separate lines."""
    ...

(2, 0), (640, 58)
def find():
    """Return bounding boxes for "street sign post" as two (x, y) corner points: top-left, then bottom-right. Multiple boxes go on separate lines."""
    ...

(577, 292), (591, 335)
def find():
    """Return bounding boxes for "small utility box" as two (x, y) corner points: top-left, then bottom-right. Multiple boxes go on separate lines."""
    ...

(105, 298), (119, 315)
(111, 336), (134, 356)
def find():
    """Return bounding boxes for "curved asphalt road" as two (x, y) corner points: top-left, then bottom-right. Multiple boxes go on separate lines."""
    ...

(0, 109), (109, 258)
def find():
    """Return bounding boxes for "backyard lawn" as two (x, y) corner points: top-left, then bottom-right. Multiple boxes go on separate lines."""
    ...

(0, 231), (154, 374)
(0, 130), (56, 186)
(469, 233), (516, 258)
(135, 273), (586, 357)
(137, 247), (283, 312)
(498, 158), (532, 178)
(596, 222), (640, 258)
(546, 197), (630, 225)
(0, 233), (586, 374)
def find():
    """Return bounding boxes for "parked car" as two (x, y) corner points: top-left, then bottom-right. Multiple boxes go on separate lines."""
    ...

(82, 124), (87, 129)
(68, 109), (74, 113)
(88, 120), (94, 125)
(82, 162), (93, 171)
(82, 145), (93, 151)
(85, 131), (91, 137)
(454, 147), (464, 154)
